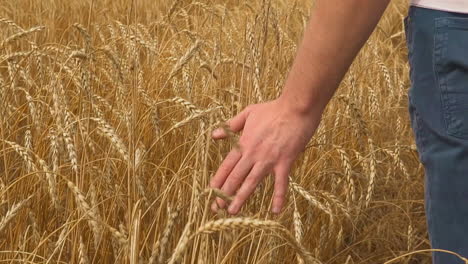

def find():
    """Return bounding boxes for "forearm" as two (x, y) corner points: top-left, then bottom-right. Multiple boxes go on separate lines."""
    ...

(279, 0), (390, 116)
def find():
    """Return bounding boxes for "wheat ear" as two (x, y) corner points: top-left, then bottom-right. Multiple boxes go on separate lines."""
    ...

(0, 195), (33, 234)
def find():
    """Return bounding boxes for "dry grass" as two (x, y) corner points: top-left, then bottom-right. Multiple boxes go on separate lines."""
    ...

(0, 0), (432, 263)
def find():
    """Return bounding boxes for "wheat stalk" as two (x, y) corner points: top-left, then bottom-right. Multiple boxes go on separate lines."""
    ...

(365, 138), (377, 208)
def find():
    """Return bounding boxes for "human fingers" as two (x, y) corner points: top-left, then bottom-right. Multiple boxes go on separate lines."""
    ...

(209, 149), (242, 212)
(227, 162), (272, 215)
(215, 157), (254, 210)
(209, 149), (242, 189)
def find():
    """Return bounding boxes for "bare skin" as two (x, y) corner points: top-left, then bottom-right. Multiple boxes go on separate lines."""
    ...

(210, 0), (391, 215)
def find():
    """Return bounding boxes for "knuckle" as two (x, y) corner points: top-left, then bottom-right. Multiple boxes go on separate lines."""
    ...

(242, 146), (258, 159)
(240, 149), (252, 159)
(218, 166), (231, 176)
(230, 172), (243, 182)
(270, 148), (281, 160)
(243, 176), (257, 188)
(230, 148), (242, 158)
(262, 144), (280, 160)
(274, 188), (286, 198)
(257, 160), (274, 171)
(273, 194), (284, 203)
(264, 159), (276, 169)
(236, 195), (247, 206)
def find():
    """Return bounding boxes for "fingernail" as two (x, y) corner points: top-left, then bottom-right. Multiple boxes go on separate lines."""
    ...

(272, 207), (280, 214)
(228, 204), (237, 215)
(212, 128), (222, 136)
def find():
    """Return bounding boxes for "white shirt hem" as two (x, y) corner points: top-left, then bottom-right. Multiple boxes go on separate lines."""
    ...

(410, 0), (468, 14)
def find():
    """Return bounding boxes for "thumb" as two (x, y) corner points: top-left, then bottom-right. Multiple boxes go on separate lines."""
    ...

(212, 105), (253, 139)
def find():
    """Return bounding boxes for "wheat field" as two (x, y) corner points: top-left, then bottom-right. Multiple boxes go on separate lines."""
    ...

(0, 0), (431, 263)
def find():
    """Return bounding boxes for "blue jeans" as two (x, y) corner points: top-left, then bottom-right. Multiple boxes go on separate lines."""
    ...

(405, 6), (468, 264)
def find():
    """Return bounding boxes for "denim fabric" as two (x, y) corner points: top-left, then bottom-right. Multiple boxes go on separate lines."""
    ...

(405, 6), (468, 264)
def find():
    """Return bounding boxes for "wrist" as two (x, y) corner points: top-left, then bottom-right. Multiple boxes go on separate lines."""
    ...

(276, 92), (325, 119)
(277, 80), (328, 115)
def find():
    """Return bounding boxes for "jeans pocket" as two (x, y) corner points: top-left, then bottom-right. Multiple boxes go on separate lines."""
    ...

(434, 17), (468, 139)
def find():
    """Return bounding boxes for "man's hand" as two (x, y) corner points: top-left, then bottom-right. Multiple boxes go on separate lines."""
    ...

(209, 98), (321, 215)
(209, 0), (390, 215)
